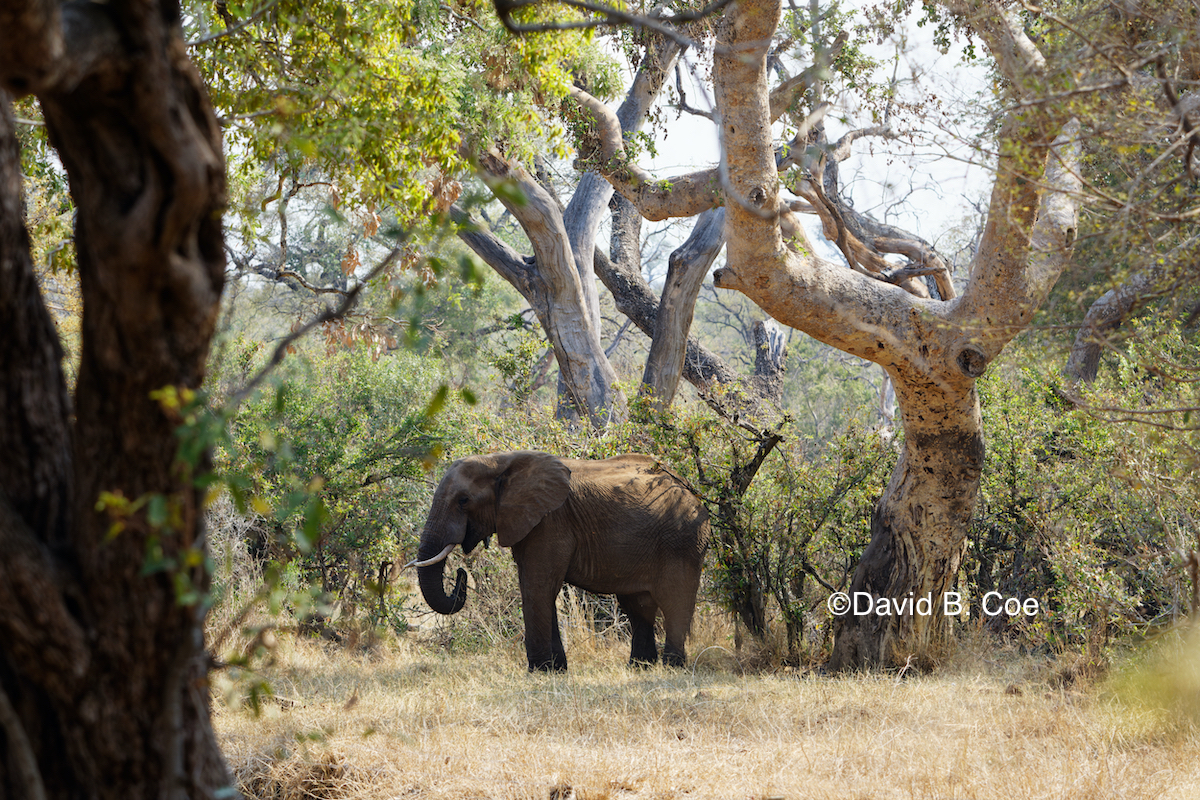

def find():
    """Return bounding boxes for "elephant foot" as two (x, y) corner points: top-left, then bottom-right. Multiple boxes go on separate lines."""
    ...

(628, 656), (657, 669)
(662, 645), (686, 668)
(529, 657), (568, 673)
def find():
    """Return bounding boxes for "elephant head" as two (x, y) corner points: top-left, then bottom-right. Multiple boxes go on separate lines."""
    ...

(413, 451), (571, 615)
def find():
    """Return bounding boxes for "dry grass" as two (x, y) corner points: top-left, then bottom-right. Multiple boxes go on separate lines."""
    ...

(213, 614), (1200, 800)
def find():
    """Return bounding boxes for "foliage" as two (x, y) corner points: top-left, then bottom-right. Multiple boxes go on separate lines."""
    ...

(207, 340), (477, 631)
(692, 416), (894, 663)
(186, 0), (617, 218)
(1033, 0), (1200, 327)
(186, 0), (1200, 675)
(969, 340), (1199, 655)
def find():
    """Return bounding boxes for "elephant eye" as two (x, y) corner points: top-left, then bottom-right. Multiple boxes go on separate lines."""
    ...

(456, 495), (469, 508)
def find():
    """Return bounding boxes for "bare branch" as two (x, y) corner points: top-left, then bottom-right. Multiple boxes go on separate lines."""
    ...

(767, 30), (847, 120)
(569, 83), (722, 220)
(1064, 236), (1197, 383)
(1155, 57), (1200, 179)
(275, 269), (348, 296)
(674, 60), (715, 121)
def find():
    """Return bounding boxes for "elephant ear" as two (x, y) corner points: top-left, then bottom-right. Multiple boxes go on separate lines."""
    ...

(494, 452), (571, 547)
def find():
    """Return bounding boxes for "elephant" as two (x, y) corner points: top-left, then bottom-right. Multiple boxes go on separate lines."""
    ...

(410, 451), (709, 672)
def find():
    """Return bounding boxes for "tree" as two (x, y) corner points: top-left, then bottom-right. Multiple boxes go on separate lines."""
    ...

(188, 0), (647, 427)
(572, 0), (1084, 668)
(0, 1), (234, 797)
(1047, 0), (1200, 388)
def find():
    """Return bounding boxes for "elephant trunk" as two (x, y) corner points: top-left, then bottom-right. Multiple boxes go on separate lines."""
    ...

(416, 526), (468, 615)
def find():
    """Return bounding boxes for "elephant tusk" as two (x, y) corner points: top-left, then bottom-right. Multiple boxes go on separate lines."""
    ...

(404, 544), (456, 569)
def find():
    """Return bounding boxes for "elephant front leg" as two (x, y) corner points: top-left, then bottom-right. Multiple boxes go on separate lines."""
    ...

(517, 566), (568, 672)
(618, 594), (659, 667)
(548, 602), (567, 671)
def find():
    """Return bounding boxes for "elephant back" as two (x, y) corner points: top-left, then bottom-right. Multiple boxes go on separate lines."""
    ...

(559, 454), (707, 559)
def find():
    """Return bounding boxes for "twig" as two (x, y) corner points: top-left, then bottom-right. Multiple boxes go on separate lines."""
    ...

(228, 247), (401, 408)
(188, 0), (282, 47)
(674, 61), (715, 121)
(1155, 57), (1199, 179)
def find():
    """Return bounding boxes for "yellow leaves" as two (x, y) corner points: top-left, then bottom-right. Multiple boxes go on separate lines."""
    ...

(425, 173), (462, 214)
(95, 489), (184, 539)
(320, 318), (399, 362)
(150, 385), (197, 427)
(273, 96), (299, 116)
(340, 246), (361, 276)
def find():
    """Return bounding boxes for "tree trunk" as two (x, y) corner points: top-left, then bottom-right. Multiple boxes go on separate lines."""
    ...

(476, 151), (627, 427)
(597, 198), (741, 392)
(705, 0), (1078, 669)
(0, 3), (234, 797)
(641, 207), (726, 407)
(829, 380), (984, 669)
(749, 319), (787, 405)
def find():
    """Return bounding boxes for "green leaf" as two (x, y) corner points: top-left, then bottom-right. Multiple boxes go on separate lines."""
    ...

(489, 178), (527, 207)
(423, 384), (449, 420)
(147, 494), (169, 528)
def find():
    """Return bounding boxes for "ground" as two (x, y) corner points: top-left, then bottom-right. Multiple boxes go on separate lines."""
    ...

(213, 615), (1200, 799)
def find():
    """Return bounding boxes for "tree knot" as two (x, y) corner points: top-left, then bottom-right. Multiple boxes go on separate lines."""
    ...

(955, 345), (989, 378)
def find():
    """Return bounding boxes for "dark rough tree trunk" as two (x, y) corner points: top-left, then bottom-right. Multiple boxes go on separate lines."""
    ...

(0, 2), (234, 797)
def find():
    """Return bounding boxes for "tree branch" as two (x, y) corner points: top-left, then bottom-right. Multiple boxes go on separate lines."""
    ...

(229, 249), (400, 408)
(569, 83), (722, 221)
(953, 119), (1082, 368)
(493, 0), (734, 51)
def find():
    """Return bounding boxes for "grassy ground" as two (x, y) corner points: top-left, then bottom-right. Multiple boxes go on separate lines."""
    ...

(214, 615), (1200, 800)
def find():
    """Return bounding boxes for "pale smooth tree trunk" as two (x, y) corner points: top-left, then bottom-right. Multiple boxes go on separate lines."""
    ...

(580, 0), (1083, 668)
(641, 207), (727, 407)
(474, 150), (628, 427)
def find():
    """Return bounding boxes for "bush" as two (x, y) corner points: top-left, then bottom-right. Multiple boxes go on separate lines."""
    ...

(969, 345), (1198, 657)
(207, 340), (477, 637)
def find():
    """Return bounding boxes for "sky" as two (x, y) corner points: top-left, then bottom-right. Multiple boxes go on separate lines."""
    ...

(637, 3), (994, 259)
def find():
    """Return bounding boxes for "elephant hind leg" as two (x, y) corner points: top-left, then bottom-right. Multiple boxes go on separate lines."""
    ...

(618, 594), (658, 667)
(657, 573), (700, 669)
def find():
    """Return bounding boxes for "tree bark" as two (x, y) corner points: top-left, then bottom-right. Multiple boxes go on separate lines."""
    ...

(593, 227), (741, 390)
(580, 0), (1081, 668)
(0, 2), (234, 796)
(474, 151), (628, 427)
(641, 207), (727, 407)
(749, 319), (787, 404)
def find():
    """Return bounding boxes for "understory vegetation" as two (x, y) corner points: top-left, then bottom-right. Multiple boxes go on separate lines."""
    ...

(204, 298), (1200, 674)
